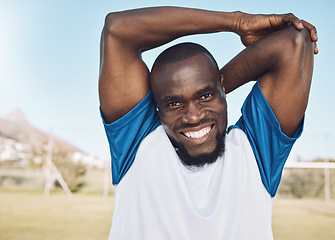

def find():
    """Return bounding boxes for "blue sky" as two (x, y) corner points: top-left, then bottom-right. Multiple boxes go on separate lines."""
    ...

(0, 0), (334, 162)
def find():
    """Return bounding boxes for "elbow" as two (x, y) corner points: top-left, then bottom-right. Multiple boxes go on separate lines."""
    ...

(103, 12), (122, 38)
(290, 26), (313, 53)
(278, 26), (314, 65)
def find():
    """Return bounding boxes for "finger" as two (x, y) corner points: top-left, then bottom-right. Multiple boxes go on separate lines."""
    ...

(283, 13), (304, 30)
(300, 19), (318, 42)
(314, 42), (319, 54)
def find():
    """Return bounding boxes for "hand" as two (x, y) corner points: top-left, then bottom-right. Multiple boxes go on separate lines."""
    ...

(236, 12), (318, 54)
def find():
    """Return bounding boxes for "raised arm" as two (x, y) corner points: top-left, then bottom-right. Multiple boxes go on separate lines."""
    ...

(221, 25), (316, 137)
(99, 7), (240, 123)
(99, 7), (312, 123)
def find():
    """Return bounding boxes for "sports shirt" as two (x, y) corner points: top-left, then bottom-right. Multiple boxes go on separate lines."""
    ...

(101, 81), (303, 240)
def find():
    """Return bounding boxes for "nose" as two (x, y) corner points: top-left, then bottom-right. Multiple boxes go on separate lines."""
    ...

(181, 102), (206, 124)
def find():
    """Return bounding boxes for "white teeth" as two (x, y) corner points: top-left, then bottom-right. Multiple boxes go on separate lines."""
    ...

(183, 126), (211, 139)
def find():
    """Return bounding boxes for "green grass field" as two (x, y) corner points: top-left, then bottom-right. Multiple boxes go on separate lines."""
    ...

(1, 168), (334, 239)
(272, 198), (335, 240)
(0, 190), (114, 240)
(1, 190), (334, 240)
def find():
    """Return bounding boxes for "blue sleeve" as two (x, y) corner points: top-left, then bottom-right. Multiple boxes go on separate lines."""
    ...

(229, 81), (304, 197)
(101, 91), (161, 185)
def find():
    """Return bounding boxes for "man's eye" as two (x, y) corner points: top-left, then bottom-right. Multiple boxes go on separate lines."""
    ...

(200, 93), (212, 100)
(169, 102), (181, 107)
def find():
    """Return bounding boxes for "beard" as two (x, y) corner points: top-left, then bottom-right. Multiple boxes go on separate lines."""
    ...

(175, 130), (226, 168)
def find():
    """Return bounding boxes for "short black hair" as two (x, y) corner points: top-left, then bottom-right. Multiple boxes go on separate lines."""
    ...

(151, 42), (219, 73)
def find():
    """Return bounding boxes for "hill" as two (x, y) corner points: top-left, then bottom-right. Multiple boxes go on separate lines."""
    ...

(0, 109), (104, 169)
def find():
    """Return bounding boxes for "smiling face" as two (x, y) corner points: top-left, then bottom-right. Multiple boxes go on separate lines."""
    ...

(151, 53), (228, 167)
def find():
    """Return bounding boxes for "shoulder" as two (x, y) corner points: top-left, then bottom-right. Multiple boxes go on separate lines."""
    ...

(101, 91), (161, 185)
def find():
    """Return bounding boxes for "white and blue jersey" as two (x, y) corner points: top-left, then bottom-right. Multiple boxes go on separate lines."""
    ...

(101, 81), (303, 240)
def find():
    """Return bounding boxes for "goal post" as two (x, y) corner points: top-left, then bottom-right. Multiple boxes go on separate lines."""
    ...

(282, 161), (335, 201)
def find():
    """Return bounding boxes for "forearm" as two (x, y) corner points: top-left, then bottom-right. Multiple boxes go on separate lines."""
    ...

(221, 25), (312, 94)
(104, 7), (241, 52)
(220, 43), (273, 94)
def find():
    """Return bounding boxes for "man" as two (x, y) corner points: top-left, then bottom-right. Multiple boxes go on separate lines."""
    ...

(99, 7), (317, 239)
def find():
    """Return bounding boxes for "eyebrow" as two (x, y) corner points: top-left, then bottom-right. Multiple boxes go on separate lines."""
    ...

(160, 84), (217, 103)
(162, 95), (184, 103)
(196, 85), (216, 96)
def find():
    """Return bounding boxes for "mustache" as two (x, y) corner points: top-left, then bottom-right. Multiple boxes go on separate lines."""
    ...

(175, 118), (217, 131)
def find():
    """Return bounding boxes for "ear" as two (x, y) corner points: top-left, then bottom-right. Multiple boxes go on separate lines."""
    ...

(220, 75), (226, 96)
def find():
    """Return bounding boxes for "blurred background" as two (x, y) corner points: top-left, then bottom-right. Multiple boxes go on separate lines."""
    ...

(0, 0), (334, 239)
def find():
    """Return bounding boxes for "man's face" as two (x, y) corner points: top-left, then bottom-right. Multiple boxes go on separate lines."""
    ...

(151, 53), (227, 166)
